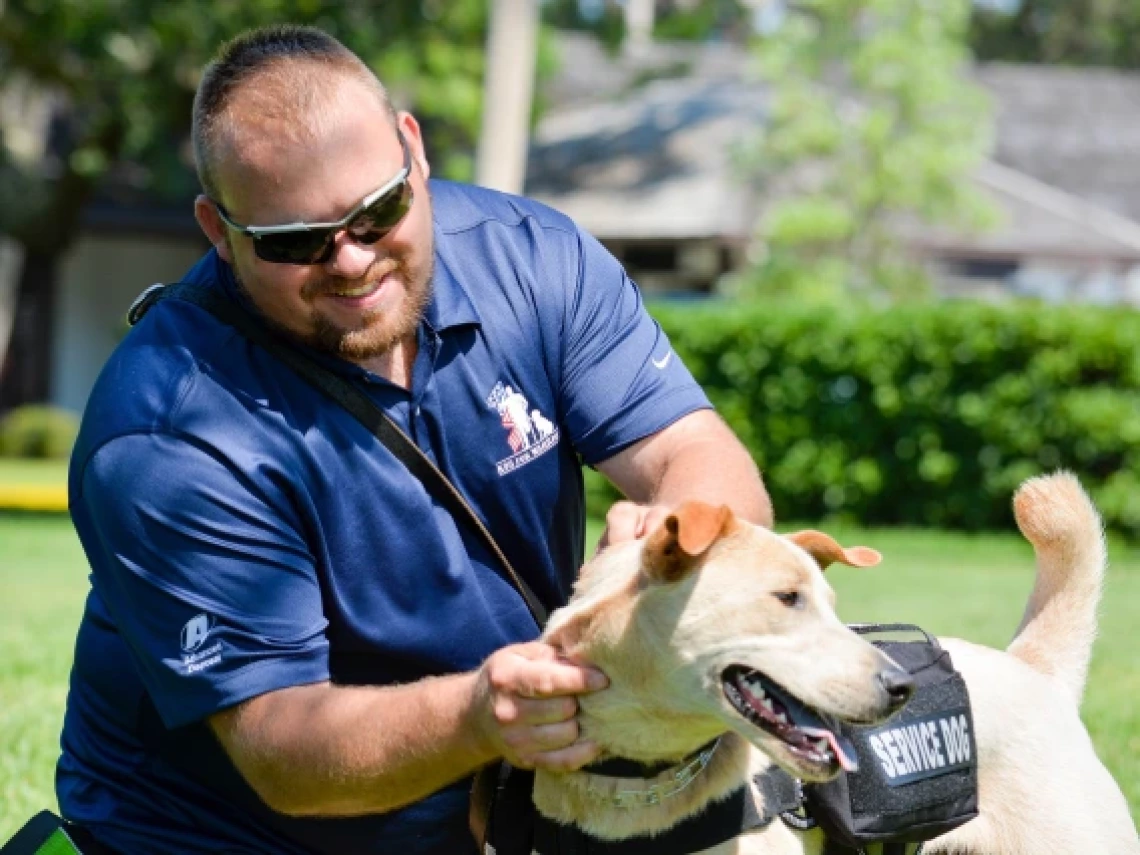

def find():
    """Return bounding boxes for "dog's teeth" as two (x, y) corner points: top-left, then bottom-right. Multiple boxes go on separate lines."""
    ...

(815, 739), (829, 753)
(776, 713), (788, 724)
(762, 698), (774, 712)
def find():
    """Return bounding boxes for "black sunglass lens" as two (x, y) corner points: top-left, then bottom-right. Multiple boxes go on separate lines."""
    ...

(348, 185), (413, 244)
(255, 231), (335, 265)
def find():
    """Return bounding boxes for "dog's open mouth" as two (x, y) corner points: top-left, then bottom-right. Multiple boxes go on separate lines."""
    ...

(722, 665), (858, 774)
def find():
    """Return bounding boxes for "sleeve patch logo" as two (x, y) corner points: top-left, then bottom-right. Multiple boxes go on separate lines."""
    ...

(181, 613), (212, 652)
(179, 613), (223, 675)
(866, 709), (974, 787)
(486, 381), (560, 476)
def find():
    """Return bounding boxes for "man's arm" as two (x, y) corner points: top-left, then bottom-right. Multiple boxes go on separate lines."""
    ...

(209, 641), (607, 817)
(594, 409), (773, 548)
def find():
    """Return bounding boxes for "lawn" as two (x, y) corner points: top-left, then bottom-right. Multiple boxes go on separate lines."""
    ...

(0, 460), (69, 485)
(1, 514), (1137, 840)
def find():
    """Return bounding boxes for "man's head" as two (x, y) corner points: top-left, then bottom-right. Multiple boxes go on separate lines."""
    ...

(192, 25), (434, 365)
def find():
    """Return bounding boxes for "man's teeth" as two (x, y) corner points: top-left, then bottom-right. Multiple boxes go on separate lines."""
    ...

(330, 282), (378, 297)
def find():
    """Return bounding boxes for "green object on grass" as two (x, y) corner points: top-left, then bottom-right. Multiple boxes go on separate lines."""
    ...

(34, 829), (82, 855)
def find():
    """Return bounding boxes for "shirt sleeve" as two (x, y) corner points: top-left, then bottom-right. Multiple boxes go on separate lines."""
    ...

(76, 432), (331, 729)
(557, 228), (711, 464)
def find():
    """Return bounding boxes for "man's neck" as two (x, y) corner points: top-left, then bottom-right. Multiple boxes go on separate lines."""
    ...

(357, 333), (417, 390)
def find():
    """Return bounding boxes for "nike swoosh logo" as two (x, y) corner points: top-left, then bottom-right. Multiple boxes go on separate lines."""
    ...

(652, 351), (673, 370)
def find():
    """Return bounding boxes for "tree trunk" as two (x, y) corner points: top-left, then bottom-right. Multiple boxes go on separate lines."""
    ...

(0, 247), (59, 411)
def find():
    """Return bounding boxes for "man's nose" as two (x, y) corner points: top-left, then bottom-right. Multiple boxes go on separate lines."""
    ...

(323, 231), (379, 278)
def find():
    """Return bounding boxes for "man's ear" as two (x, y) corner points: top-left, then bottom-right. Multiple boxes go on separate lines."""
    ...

(642, 502), (733, 584)
(397, 111), (430, 180)
(786, 530), (881, 570)
(194, 195), (234, 264)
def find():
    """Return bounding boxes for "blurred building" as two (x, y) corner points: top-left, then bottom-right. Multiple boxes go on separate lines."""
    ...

(526, 33), (1140, 304)
(49, 205), (206, 413)
(0, 78), (206, 415)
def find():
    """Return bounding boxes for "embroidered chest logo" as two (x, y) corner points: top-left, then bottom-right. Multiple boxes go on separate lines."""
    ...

(486, 381), (560, 476)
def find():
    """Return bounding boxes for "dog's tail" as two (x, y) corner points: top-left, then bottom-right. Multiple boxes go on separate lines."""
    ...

(1006, 472), (1106, 704)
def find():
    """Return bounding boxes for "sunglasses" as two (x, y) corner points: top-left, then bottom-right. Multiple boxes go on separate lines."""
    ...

(213, 133), (414, 265)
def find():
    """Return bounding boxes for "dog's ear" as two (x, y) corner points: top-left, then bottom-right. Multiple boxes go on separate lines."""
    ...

(642, 502), (734, 584)
(787, 530), (881, 570)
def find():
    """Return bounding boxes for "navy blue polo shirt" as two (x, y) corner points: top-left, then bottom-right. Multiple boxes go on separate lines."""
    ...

(57, 180), (710, 854)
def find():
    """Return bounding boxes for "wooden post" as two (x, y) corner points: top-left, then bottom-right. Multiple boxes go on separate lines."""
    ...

(624, 0), (656, 56)
(475, 0), (539, 194)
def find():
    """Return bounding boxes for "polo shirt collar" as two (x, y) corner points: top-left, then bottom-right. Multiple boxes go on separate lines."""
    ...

(425, 221), (482, 333)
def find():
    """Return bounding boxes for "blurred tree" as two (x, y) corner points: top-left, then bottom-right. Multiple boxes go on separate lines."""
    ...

(0, 0), (495, 409)
(651, 0), (752, 42)
(544, 0), (628, 52)
(733, 0), (997, 303)
(542, 0), (752, 52)
(971, 0), (1140, 67)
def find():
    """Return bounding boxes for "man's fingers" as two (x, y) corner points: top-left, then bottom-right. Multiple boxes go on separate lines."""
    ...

(598, 501), (644, 551)
(494, 657), (607, 698)
(638, 505), (672, 538)
(492, 695), (578, 727)
(597, 502), (676, 552)
(511, 640), (560, 662)
(518, 662), (607, 698)
(504, 719), (580, 755)
(529, 740), (603, 773)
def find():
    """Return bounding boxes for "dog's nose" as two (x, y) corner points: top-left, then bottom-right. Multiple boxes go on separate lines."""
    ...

(878, 667), (914, 712)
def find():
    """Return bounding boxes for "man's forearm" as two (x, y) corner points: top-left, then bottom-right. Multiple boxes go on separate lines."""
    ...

(649, 427), (772, 527)
(211, 672), (492, 817)
(597, 410), (774, 530)
(210, 642), (605, 818)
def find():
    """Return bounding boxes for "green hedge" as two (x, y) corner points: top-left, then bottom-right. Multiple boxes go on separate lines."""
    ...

(587, 300), (1140, 535)
(0, 405), (79, 460)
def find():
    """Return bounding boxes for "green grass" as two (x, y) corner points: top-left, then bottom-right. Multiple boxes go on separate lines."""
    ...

(0, 459), (69, 486)
(0, 515), (88, 837)
(2, 517), (1137, 839)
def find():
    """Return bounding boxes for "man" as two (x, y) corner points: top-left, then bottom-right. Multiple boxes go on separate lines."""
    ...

(57, 24), (771, 855)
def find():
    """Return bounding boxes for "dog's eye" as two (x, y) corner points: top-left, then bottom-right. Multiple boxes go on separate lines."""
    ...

(773, 591), (802, 608)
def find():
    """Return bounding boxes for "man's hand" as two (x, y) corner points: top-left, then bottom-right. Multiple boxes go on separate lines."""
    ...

(470, 641), (608, 772)
(596, 500), (673, 552)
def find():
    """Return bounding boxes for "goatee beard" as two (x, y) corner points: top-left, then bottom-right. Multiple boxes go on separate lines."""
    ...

(310, 254), (434, 360)
(232, 252), (434, 363)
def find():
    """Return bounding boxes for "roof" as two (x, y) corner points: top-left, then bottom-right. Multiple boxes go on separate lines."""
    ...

(528, 33), (1140, 260)
(903, 161), (1140, 262)
(977, 63), (1140, 224)
(526, 73), (764, 240)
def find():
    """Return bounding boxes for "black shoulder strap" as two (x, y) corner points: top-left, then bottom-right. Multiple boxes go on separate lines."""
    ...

(128, 281), (549, 630)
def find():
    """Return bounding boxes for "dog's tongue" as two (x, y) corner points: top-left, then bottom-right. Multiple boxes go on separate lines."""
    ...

(801, 726), (860, 773)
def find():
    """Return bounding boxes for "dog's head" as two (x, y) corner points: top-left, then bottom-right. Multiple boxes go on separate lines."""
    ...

(545, 502), (912, 782)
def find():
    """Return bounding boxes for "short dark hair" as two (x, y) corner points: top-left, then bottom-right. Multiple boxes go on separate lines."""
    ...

(192, 25), (397, 200)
